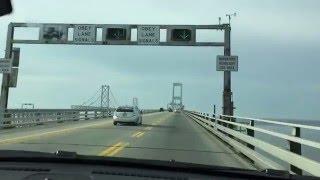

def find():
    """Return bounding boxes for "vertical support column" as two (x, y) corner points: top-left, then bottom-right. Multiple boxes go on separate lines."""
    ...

(213, 105), (216, 121)
(223, 25), (234, 129)
(106, 85), (110, 117)
(0, 23), (14, 124)
(100, 85), (104, 108)
(172, 84), (174, 107)
(289, 127), (302, 175)
(180, 84), (183, 109)
(247, 120), (255, 150)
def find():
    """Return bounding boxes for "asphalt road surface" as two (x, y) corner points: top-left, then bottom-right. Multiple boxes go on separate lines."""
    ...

(0, 112), (255, 169)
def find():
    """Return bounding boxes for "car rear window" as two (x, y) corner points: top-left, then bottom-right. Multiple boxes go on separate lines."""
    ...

(116, 108), (134, 112)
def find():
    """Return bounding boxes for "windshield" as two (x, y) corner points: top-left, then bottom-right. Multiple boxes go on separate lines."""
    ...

(116, 108), (134, 112)
(0, 0), (319, 178)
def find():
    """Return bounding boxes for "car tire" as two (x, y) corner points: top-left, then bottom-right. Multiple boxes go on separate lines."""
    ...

(113, 121), (117, 126)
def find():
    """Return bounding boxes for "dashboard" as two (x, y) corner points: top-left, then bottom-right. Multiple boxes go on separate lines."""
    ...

(0, 161), (234, 180)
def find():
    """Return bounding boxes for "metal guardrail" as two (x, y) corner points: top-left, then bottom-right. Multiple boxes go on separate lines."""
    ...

(0, 108), (161, 128)
(184, 110), (320, 177)
(0, 108), (112, 128)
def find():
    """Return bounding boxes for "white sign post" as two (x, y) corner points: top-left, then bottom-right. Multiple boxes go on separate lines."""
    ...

(73, 25), (96, 43)
(0, 58), (12, 74)
(216, 55), (238, 71)
(137, 25), (160, 45)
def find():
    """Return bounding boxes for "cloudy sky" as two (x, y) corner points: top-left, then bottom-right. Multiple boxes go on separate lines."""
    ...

(0, 0), (319, 120)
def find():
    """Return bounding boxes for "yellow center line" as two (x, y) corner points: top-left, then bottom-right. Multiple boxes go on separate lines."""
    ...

(131, 131), (143, 138)
(98, 141), (129, 157)
(98, 142), (123, 156)
(107, 142), (129, 156)
(136, 132), (145, 138)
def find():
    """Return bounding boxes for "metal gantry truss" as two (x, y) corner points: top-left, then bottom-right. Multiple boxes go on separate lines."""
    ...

(1, 22), (234, 120)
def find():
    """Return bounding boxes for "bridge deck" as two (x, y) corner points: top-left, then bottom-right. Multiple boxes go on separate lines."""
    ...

(0, 112), (254, 169)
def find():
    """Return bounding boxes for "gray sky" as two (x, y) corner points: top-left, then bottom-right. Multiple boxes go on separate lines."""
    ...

(0, 0), (319, 120)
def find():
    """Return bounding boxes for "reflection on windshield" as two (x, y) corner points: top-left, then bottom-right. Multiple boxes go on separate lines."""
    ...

(116, 108), (134, 112)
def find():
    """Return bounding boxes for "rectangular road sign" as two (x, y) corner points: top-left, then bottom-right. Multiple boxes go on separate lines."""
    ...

(103, 25), (131, 44)
(106, 28), (127, 40)
(73, 25), (96, 43)
(40, 24), (68, 43)
(9, 67), (18, 87)
(0, 58), (12, 73)
(167, 26), (196, 45)
(137, 25), (160, 45)
(216, 55), (238, 71)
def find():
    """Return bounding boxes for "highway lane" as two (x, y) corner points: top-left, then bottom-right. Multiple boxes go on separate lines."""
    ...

(0, 112), (163, 153)
(119, 112), (255, 169)
(0, 112), (255, 170)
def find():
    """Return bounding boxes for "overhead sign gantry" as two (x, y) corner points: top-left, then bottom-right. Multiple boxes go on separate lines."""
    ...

(7, 23), (226, 46)
(0, 22), (237, 119)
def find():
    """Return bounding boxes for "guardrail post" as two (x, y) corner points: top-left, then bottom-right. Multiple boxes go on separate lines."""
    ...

(108, 110), (111, 117)
(221, 115), (228, 127)
(72, 111), (78, 121)
(36, 112), (41, 125)
(94, 111), (97, 119)
(102, 109), (105, 118)
(247, 120), (255, 150)
(289, 127), (302, 175)
(227, 116), (234, 129)
(57, 112), (62, 122)
(218, 115), (222, 125)
(84, 111), (89, 120)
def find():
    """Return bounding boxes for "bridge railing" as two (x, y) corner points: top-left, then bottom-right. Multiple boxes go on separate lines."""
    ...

(0, 108), (161, 128)
(184, 110), (320, 177)
(0, 108), (112, 128)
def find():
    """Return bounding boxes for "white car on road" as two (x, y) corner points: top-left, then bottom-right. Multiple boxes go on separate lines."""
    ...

(113, 106), (142, 126)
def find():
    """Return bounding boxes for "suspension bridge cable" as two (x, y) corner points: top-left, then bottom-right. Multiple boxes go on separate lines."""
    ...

(88, 95), (101, 107)
(110, 90), (119, 107)
(81, 88), (100, 106)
